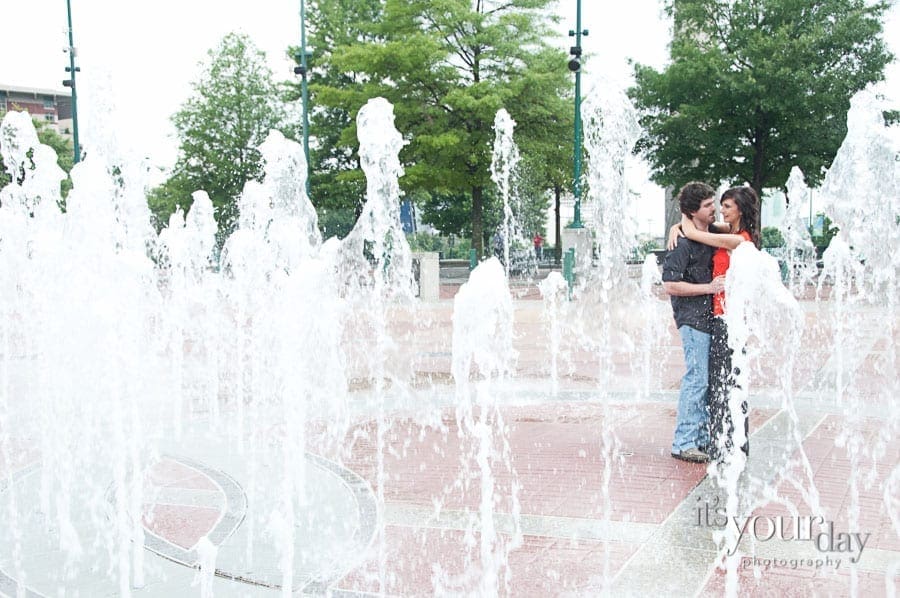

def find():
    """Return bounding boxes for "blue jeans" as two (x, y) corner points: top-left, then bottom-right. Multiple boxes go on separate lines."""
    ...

(672, 325), (711, 453)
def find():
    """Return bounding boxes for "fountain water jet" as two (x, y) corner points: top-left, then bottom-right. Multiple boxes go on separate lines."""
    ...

(816, 88), (900, 597)
(0, 79), (897, 597)
(490, 109), (525, 277)
(538, 272), (568, 396)
(570, 82), (643, 593)
(779, 166), (818, 293)
(446, 257), (521, 594)
(705, 87), (899, 597)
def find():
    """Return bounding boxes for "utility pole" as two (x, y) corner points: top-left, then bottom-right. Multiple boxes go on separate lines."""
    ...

(567, 0), (588, 229)
(63, 0), (81, 164)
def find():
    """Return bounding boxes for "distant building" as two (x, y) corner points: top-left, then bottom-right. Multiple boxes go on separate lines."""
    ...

(0, 83), (73, 138)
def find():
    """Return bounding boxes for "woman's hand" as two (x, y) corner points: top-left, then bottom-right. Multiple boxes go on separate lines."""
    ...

(666, 223), (683, 250)
(709, 275), (726, 295)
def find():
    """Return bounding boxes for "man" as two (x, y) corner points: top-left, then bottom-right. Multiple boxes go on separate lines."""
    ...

(662, 182), (724, 463)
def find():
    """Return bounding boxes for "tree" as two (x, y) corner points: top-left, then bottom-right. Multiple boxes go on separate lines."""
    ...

(629, 0), (893, 199)
(150, 32), (288, 237)
(146, 171), (192, 231)
(0, 113), (74, 200)
(308, 0), (572, 256)
(760, 226), (784, 248)
(286, 0), (383, 239)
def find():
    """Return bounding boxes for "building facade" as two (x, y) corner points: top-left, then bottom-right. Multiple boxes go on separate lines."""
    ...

(0, 83), (73, 137)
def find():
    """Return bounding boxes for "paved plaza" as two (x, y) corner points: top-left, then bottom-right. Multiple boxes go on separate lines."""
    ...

(0, 268), (897, 596)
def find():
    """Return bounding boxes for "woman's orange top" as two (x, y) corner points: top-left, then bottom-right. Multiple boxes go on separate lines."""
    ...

(712, 230), (752, 316)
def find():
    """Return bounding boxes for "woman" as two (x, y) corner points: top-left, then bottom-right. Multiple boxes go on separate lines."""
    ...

(677, 186), (761, 461)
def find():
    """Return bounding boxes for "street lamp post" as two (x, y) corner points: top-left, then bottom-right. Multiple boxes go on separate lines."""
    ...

(63, 0), (81, 164)
(567, 0), (588, 228)
(294, 0), (311, 178)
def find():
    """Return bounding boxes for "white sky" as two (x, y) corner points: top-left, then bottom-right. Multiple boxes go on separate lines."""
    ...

(1, 1), (898, 235)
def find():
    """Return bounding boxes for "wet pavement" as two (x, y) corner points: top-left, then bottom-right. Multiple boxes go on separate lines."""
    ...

(0, 276), (897, 596)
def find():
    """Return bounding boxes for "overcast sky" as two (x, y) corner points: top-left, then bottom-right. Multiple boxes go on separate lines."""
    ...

(1, 1), (898, 234)
(0, 1), (674, 163)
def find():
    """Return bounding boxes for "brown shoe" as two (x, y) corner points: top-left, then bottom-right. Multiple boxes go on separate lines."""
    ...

(671, 447), (709, 463)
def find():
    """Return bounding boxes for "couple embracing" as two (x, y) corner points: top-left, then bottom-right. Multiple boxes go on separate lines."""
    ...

(662, 182), (760, 464)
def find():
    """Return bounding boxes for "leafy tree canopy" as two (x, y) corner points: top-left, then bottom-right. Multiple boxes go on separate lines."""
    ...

(285, 0), (384, 239)
(0, 113), (74, 200)
(150, 32), (289, 237)
(305, 0), (572, 255)
(629, 0), (893, 196)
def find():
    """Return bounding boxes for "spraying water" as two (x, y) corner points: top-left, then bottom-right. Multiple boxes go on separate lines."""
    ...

(780, 166), (819, 293)
(576, 82), (643, 592)
(710, 88), (899, 597)
(491, 108), (534, 277)
(447, 257), (521, 594)
(539, 271), (568, 396)
(0, 98), (407, 594)
(816, 88), (900, 597)
(717, 243), (812, 595)
(0, 81), (896, 596)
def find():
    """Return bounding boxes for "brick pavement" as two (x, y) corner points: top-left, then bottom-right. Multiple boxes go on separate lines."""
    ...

(0, 276), (897, 596)
(326, 278), (898, 596)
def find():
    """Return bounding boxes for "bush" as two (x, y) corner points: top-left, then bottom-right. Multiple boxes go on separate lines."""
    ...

(761, 227), (785, 248)
(406, 233), (443, 252)
(406, 233), (472, 259)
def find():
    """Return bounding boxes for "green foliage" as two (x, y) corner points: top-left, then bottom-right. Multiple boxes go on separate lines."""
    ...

(628, 238), (662, 263)
(629, 0), (893, 195)
(639, 238), (661, 254)
(512, 187), (552, 240)
(303, 0), (572, 256)
(406, 232), (472, 259)
(146, 171), (194, 232)
(761, 226), (785, 248)
(809, 213), (840, 248)
(155, 32), (289, 239)
(285, 0), (381, 236)
(0, 113), (74, 201)
(418, 191), (474, 238)
(34, 119), (74, 200)
(317, 204), (359, 239)
(406, 233), (443, 252)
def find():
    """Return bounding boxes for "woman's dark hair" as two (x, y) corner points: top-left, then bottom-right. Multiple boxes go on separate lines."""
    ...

(720, 186), (761, 248)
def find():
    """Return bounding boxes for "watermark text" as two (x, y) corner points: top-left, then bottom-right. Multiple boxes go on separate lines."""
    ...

(696, 496), (870, 564)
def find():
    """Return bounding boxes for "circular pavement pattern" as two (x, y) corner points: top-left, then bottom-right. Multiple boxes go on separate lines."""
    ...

(0, 452), (377, 596)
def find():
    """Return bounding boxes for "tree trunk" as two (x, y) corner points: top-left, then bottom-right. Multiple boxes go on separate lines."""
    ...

(751, 169), (764, 233)
(470, 36), (483, 259)
(664, 184), (679, 240)
(554, 184), (562, 265)
(472, 185), (483, 259)
(751, 125), (766, 233)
